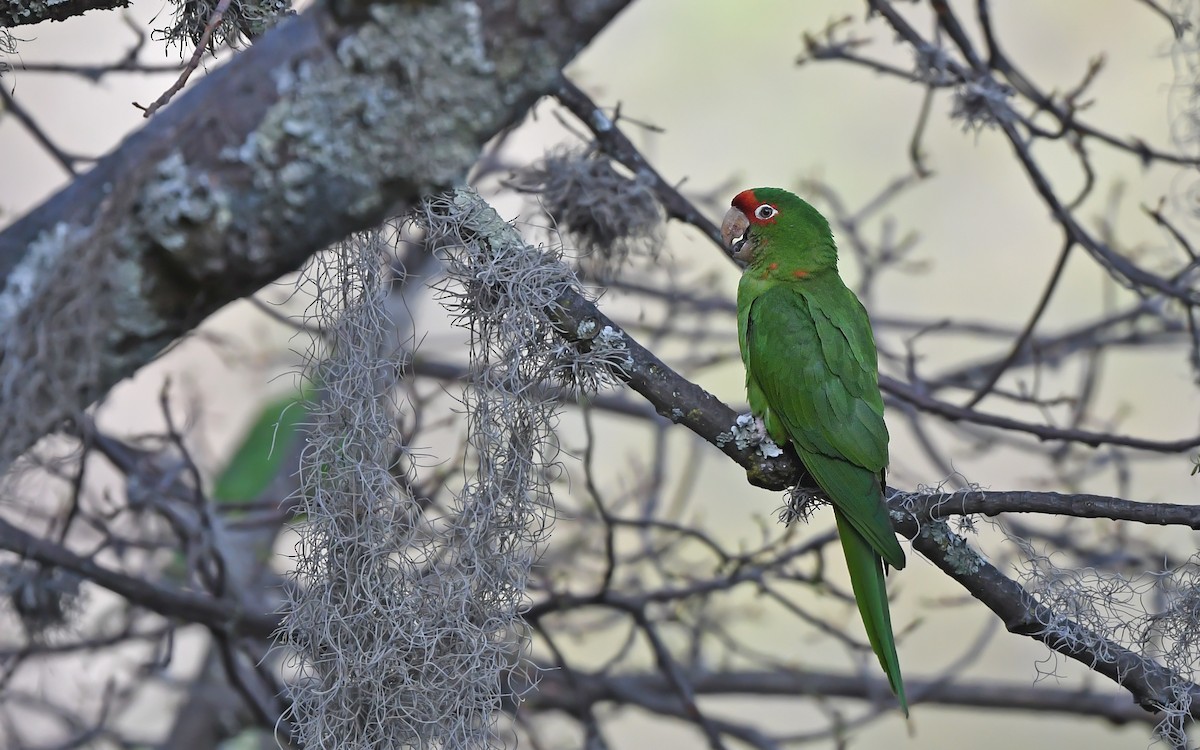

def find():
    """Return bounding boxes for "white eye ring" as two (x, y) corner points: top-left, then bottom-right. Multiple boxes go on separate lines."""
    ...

(754, 204), (777, 221)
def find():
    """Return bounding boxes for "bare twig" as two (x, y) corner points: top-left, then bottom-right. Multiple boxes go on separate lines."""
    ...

(0, 81), (80, 175)
(137, 0), (231, 117)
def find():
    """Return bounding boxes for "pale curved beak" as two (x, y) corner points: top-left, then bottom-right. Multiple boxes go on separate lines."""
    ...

(721, 207), (751, 260)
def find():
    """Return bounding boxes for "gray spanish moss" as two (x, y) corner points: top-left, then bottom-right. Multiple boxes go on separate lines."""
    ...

(510, 146), (664, 281)
(282, 189), (622, 748)
(1017, 544), (1200, 746)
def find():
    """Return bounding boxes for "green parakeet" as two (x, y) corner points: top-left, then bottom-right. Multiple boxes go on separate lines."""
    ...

(722, 187), (908, 715)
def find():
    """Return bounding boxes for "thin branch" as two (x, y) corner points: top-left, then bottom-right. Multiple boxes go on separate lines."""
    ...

(552, 73), (1198, 452)
(880, 374), (1200, 452)
(1133, 0), (1191, 38)
(867, 0), (1200, 304)
(555, 77), (725, 249)
(0, 515), (277, 637)
(632, 608), (730, 750)
(963, 238), (1075, 408)
(16, 15), (184, 82)
(137, 0), (231, 118)
(972, 0), (1200, 166)
(901, 489), (1200, 529)
(0, 80), (79, 175)
(526, 666), (1157, 725)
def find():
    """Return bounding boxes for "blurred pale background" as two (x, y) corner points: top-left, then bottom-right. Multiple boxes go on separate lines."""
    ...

(2, 0), (1197, 747)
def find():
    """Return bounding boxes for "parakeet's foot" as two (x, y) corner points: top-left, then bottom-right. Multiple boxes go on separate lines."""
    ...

(732, 413), (784, 458)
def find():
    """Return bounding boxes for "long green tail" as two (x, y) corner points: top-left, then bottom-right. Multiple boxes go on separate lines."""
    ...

(834, 509), (908, 716)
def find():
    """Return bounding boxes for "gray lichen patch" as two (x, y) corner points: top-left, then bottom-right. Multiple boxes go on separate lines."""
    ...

(730, 413), (783, 457)
(575, 318), (598, 339)
(593, 325), (633, 370)
(920, 520), (983, 575)
(510, 146), (665, 280)
(2, 0), (53, 27)
(134, 151), (237, 272)
(233, 2), (509, 232)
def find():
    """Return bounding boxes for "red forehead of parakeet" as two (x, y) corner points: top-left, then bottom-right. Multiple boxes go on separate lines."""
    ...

(731, 189), (780, 225)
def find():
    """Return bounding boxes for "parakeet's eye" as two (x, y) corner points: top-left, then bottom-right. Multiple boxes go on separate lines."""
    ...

(754, 204), (778, 221)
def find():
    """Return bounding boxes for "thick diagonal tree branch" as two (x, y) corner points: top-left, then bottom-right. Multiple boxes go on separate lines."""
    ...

(0, 0), (632, 474)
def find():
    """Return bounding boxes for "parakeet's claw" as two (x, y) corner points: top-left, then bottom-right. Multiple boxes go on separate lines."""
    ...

(751, 415), (767, 437)
(753, 421), (784, 458)
(732, 413), (784, 457)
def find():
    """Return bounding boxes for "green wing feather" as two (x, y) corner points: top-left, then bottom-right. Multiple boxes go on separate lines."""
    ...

(745, 284), (903, 568)
(745, 282), (908, 714)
